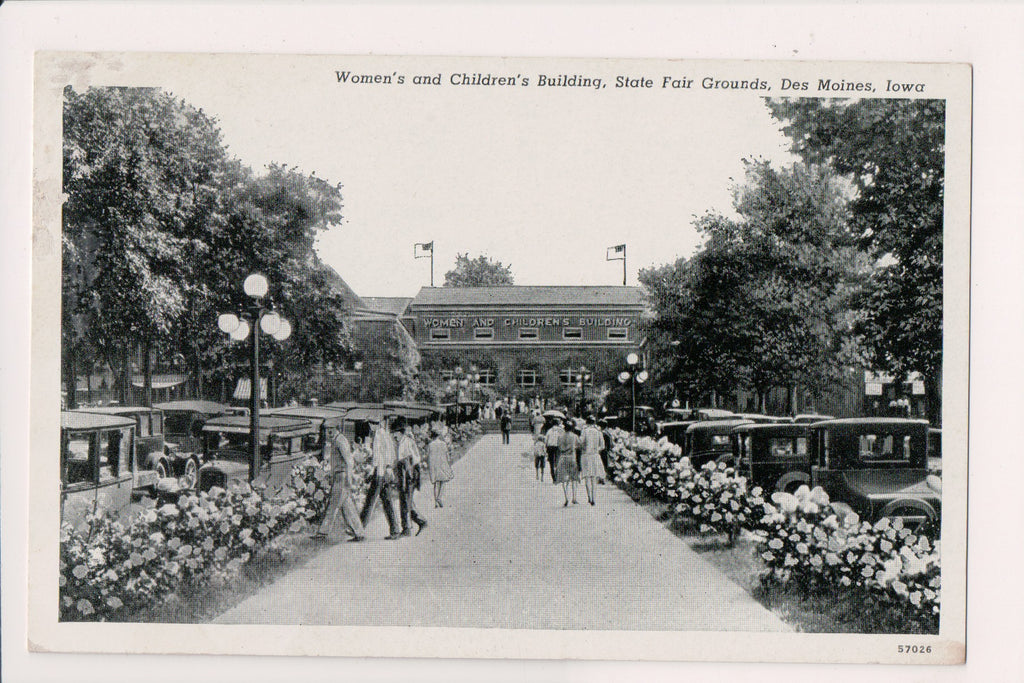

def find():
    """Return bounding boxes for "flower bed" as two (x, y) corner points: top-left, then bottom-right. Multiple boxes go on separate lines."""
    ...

(604, 428), (940, 632)
(60, 459), (333, 622)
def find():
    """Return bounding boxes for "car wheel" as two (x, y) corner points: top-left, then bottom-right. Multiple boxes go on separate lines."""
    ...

(155, 459), (169, 479)
(180, 458), (199, 491)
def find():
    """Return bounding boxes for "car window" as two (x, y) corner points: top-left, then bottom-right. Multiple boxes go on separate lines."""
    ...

(768, 438), (797, 457)
(711, 434), (730, 447)
(151, 412), (162, 435)
(137, 414), (151, 437)
(858, 433), (912, 462)
(98, 430), (117, 482)
(164, 413), (192, 435)
(65, 434), (93, 485)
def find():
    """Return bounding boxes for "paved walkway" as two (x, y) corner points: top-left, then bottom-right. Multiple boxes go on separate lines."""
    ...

(215, 434), (789, 631)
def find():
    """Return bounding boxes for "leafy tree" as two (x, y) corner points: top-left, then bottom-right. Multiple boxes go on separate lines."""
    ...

(767, 98), (945, 422)
(642, 160), (860, 412)
(443, 253), (514, 287)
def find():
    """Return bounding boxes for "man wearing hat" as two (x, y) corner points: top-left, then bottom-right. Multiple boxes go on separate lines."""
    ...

(360, 415), (401, 540)
(544, 417), (565, 484)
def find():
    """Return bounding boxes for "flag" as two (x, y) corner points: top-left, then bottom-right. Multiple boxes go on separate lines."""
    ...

(414, 241), (433, 258)
(606, 244), (626, 260)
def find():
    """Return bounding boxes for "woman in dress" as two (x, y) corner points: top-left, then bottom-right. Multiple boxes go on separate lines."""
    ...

(555, 419), (581, 506)
(579, 415), (607, 505)
(426, 425), (454, 507)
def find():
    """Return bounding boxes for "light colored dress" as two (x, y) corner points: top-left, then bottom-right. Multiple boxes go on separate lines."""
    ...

(427, 438), (454, 483)
(579, 425), (607, 479)
(555, 431), (580, 483)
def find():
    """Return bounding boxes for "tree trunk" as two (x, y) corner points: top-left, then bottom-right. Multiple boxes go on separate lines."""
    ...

(120, 344), (132, 405)
(143, 336), (153, 407)
(64, 345), (78, 409)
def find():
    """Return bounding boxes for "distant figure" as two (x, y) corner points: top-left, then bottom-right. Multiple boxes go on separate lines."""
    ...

(533, 435), (547, 481)
(555, 421), (581, 506)
(579, 416), (607, 505)
(544, 419), (565, 484)
(531, 410), (545, 439)
(312, 429), (365, 543)
(426, 426), (454, 507)
(495, 402), (504, 421)
(500, 412), (512, 444)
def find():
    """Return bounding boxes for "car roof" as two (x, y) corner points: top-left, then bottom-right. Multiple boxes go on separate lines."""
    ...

(687, 419), (755, 433)
(77, 405), (159, 416)
(264, 406), (349, 422)
(342, 407), (384, 423)
(62, 411), (136, 430)
(202, 415), (315, 437)
(808, 417), (930, 430)
(732, 423), (810, 435)
(153, 400), (229, 415)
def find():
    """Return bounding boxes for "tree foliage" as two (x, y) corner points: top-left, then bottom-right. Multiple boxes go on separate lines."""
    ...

(442, 253), (514, 287)
(767, 98), (945, 410)
(641, 160), (860, 408)
(62, 86), (353, 407)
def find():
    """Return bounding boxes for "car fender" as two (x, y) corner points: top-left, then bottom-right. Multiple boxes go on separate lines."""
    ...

(878, 498), (938, 523)
(775, 471), (810, 493)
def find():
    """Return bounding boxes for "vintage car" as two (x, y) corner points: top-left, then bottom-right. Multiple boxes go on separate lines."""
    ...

(76, 406), (167, 492)
(264, 405), (349, 465)
(732, 423), (812, 494)
(928, 427), (942, 474)
(154, 400), (231, 452)
(683, 418), (755, 468)
(61, 411), (136, 526)
(600, 405), (659, 434)
(197, 415), (318, 493)
(656, 420), (698, 447)
(808, 418), (940, 528)
(793, 413), (835, 424)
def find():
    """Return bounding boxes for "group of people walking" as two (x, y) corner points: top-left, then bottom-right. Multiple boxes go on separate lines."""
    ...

(314, 416), (455, 543)
(532, 415), (608, 506)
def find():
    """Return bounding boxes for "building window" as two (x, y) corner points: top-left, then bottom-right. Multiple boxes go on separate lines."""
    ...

(478, 369), (496, 386)
(562, 327), (582, 340)
(559, 368), (582, 387)
(474, 327), (494, 340)
(518, 327), (539, 340)
(517, 369), (538, 388)
(429, 328), (451, 341)
(607, 327), (628, 340)
(440, 370), (454, 382)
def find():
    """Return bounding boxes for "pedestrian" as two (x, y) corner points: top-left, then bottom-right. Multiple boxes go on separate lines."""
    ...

(544, 418), (565, 484)
(599, 422), (614, 484)
(531, 410), (544, 439)
(312, 428), (365, 542)
(494, 401), (504, 421)
(555, 419), (581, 505)
(359, 417), (402, 540)
(427, 425), (454, 507)
(532, 435), (547, 481)
(500, 411), (512, 444)
(579, 416), (607, 505)
(395, 417), (427, 536)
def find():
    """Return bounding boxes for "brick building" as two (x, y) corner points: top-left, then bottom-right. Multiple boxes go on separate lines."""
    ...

(396, 286), (647, 402)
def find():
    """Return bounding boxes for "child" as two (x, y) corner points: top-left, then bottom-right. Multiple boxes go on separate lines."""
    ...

(533, 436), (547, 481)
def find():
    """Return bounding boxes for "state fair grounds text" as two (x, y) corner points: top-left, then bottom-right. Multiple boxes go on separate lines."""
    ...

(335, 70), (930, 94)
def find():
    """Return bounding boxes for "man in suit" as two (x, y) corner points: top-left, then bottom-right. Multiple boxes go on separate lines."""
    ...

(544, 418), (565, 483)
(395, 417), (427, 536)
(359, 417), (401, 540)
(313, 427), (365, 542)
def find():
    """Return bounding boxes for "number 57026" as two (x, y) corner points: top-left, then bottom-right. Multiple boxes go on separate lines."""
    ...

(897, 645), (932, 654)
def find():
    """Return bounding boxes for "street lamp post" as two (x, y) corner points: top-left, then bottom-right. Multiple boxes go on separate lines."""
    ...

(217, 273), (292, 483)
(577, 366), (592, 417)
(617, 352), (648, 434)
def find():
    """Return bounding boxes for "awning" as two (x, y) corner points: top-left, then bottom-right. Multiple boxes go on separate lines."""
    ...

(233, 378), (268, 401)
(131, 379), (186, 390)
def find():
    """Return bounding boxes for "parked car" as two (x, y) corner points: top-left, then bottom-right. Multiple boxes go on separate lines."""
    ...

(732, 423), (812, 494)
(76, 406), (166, 492)
(793, 413), (835, 424)
(683, 418), (755, 468)
(928, 427), (942, 474)
(807, 418), (940, 529)
(600, 406), (658, 434)
(197, 415), (318, 493)
(656, 420), (697, 447)
(665, 407), (737, 422)
(264, 405), (349, 466)
(154, 400), (231, 452)
(61, 411), (136, 526)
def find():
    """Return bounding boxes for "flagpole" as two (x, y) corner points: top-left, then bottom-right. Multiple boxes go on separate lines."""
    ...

(623, 244), (627, 286)
(430, 246), (434, 287)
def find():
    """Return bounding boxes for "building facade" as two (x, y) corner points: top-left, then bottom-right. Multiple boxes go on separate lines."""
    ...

(399, 286), (646, 402)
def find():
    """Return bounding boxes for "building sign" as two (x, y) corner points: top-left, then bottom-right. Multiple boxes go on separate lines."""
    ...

(422, 315), (635, 328)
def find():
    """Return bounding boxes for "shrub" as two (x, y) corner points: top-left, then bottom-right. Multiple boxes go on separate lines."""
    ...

(673, 461), (764, 542)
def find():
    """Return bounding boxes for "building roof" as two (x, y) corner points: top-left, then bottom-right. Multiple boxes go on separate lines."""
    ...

(361, 297), (413, 317)
(408, 286), (645, 309)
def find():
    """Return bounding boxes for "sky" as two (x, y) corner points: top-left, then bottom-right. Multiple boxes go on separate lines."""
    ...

(151, 56), (798, 297)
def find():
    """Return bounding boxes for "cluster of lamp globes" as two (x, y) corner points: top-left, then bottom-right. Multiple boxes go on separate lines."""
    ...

(618, 352), (649, 384)
(450, 365), (481, 388)
(215, 273), (293, 342)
